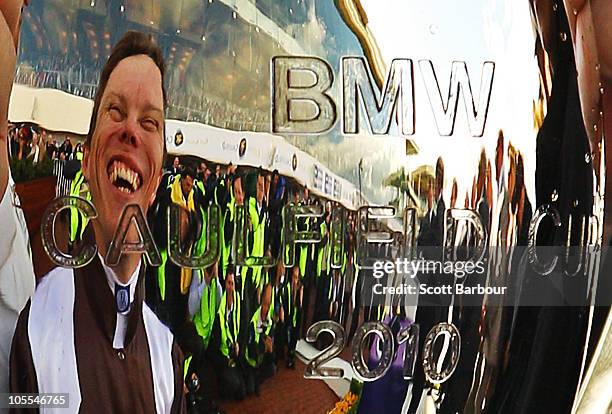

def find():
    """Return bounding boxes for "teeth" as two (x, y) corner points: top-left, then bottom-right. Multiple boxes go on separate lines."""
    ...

(108, 160), (141, 192)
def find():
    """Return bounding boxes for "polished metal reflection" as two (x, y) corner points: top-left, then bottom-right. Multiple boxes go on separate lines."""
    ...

(272, 56), (336, 134)
(418, 60), (495, 137)
(528, 204), (562, 275)
(17, 0), (610, 412)
(398, 323), (419, 380)
(351, 321), (395, 382)
(304, 320), (346, 379)
(444, 208), (487, 263)
(282, 203), (323, 268)
(168, 203), (220, 268)
(421, 322), (461, 384)
(330, 207), (346, 268)
(41, 196), (97, 268)
(342, 57), (414, 136)
(106, 204), (162, 267)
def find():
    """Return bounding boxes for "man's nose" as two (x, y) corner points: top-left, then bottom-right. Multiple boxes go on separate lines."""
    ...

(120, 116), (142, 147)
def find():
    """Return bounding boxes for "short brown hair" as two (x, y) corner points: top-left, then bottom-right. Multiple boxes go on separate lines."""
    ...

(86, 31), (166, 151)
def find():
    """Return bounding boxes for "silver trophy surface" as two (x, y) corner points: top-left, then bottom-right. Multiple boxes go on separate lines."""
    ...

(12, 0), (611, 412)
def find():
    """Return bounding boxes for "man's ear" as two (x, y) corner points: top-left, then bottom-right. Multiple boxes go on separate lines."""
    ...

(82, 144), (90, 180)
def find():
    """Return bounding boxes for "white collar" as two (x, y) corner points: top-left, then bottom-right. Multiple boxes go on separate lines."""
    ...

(98, 254), (140, 314)
(258, 308), (270, 325)
(257, 310), (271, 333)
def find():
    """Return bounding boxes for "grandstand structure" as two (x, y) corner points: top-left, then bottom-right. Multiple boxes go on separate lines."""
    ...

(16, 1), (380, 204)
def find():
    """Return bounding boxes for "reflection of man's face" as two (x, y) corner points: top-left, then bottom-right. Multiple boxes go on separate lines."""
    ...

(181, 175), (193, 198)
(82, 55), (164, 250)
(233, 177), (244, 205)
(256, 175), (265, 203)
(225, 273), (235, 297)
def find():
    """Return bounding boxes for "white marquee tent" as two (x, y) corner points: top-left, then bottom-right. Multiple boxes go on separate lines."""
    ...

(165, 120), (362, 209)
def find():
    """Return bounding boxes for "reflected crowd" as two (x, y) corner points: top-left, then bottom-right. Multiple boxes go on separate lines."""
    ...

(63, 154), (366, 410)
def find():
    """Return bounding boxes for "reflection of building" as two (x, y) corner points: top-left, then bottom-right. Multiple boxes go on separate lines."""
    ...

(16, 0), (411, 206)
(16, 0), (337, 132)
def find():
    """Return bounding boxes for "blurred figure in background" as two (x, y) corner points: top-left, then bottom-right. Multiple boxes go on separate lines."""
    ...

(170, 156), (182, 176)
(244, 283), (275, 396)
(209, 268), (248, 401)
(282, 265), (302, 369)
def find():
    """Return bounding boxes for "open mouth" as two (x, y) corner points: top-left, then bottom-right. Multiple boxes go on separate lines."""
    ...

(107, 159), (142, 194)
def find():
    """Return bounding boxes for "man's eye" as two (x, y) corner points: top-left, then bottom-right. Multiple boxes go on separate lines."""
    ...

(142, 118), (159, 132)
(109, 106), (123, 121)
